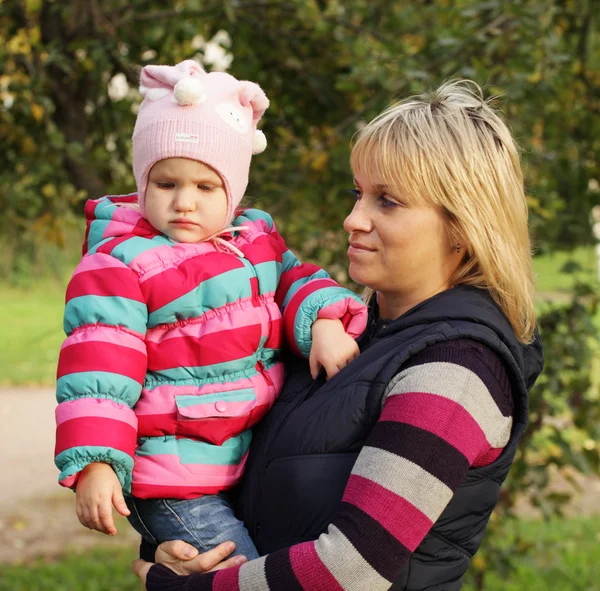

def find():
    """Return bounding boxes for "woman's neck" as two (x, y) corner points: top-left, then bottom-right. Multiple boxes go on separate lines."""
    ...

(377, 284), (452, 320)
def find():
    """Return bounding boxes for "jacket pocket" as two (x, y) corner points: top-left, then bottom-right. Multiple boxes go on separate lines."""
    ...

(175, 388), (257, 445)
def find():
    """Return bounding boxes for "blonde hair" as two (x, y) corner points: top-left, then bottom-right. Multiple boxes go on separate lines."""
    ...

(351, 80), (536, 343)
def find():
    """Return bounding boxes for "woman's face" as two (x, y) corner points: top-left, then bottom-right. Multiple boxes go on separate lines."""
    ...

(344, 168), (460, 308)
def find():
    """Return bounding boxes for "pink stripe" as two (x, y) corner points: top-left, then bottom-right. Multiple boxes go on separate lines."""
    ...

(136, 364), (283, 416)
(72, 253), (125, 275)
(343, 475), (432, 551)
(55, 397), (138, 429)
(214, 567), (241, 591)
(103, 219), (141, 240)
(60, 324), (146, 354)
(59, 474), (79, 489)
(177, 399), (255, 420)
(472, 446), (504, 467)
(130, 241), (216, 278)
(382, 392), (489, 463)
(132, 452), (248, 487)
(290, 542), (344, 591)
(145, 299), (280, 343)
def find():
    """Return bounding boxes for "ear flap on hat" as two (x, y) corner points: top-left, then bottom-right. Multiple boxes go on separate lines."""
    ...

(238, 81), (270, 125)
(139, 60), (206, 99)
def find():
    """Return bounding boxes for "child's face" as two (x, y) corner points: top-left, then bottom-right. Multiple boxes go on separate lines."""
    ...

(145, 158), (228, 243)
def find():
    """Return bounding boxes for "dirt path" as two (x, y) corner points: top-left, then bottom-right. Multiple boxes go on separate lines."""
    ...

(0, 389), (137, 564)
(1, 387), (598, 565)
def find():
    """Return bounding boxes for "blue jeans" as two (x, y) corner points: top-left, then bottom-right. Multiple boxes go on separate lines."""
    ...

(125, 493), (259, 560)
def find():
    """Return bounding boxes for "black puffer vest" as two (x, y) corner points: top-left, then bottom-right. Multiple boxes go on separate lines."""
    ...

(236, 286), (544, 590)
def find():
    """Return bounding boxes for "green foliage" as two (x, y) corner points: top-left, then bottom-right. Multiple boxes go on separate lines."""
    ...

(467, 278), (600, 588)
(1, 0), (598, 276)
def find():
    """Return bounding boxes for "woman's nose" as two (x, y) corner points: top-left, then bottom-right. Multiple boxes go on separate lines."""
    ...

(343, 199), (372, 234)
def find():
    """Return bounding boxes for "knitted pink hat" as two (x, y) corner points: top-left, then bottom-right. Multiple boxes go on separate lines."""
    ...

(132, 60), (269, 224)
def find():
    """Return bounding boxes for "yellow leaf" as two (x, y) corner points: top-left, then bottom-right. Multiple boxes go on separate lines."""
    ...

(41, 183), (57, 198)
(311, 152), (329, 172)
(31, 103), (44, 121)
(528, 70), (542, 84)
(20, 136), (37, 154)
(472, 555), (486, 570)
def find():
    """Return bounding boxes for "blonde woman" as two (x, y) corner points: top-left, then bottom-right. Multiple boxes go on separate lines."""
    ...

(133, 80), (544, 591)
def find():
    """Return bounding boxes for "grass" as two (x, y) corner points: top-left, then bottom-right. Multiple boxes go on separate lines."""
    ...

(533, 245), (598, 294)
(1, 516), (598, 590)
(463, 516), (600, 591)
(0, 246), (597, 387)
(0, 279), (67, 386)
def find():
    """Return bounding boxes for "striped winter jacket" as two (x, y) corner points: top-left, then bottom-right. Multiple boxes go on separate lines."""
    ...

(54, 194), (367, 500)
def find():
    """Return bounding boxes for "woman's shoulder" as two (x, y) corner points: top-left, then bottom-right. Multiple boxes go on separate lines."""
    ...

(388, 338), (513, 415)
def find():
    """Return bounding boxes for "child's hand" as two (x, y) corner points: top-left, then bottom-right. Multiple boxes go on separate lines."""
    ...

(75, 462), (130, 536)
(309, 318), (360, 379)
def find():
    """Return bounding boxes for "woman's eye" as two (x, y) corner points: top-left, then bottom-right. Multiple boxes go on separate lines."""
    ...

(378, 194), (400, 208)
(350, 189), (361, 200)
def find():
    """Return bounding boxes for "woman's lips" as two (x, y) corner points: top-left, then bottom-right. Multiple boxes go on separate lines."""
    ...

(348, 241), (375, 255)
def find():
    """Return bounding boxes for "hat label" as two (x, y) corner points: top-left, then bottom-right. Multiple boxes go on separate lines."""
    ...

(175, 133), (200, 144)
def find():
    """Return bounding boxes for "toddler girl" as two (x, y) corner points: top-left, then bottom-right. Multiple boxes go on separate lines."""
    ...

(54, 60), (367, 560)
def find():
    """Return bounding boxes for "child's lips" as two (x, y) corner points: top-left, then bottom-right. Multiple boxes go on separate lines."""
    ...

(171, 218), (199, 227)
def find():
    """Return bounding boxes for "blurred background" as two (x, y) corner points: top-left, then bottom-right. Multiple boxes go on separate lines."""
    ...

(0, 0), (599, 589)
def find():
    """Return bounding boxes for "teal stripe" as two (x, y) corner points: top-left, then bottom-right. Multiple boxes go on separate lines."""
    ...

(56, 371), (142, 407)
(282, 270), (331, 309)
(235, 208), (273, 230)
(148, 267), (252, 327)
(137, 431), (252, 465)
(254, 261), (281, 294)
(55, 446), (134, 493)
(293, 285), (360, 358)
(146, 354), (256, 384)
(281, 249), (299, 272)
(87, 219), (109, 253)
(110, 235), (171, 265)
(64, 294), (147, 334)
(175, 389), (255, 408)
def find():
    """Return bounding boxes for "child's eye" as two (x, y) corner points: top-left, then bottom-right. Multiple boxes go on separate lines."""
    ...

(350, 189), (361, 200)
(197, 184), (215, 192)
(156, 182), (174, 190)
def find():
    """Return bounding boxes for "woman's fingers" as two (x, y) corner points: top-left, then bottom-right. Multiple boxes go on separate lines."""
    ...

(155, 540), (239, 575)
(131, 559), (151, 588)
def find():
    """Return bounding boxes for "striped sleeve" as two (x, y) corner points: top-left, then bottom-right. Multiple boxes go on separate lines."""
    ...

(147, 339), (513, 591)
(54, 252), (148, 494)
(242, 209), (367, 358)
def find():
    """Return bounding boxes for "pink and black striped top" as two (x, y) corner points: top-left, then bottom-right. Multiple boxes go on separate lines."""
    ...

(147, 338), (514, 591)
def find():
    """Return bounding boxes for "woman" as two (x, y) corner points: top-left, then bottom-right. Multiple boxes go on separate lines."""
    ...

(133, 80), (544, 590)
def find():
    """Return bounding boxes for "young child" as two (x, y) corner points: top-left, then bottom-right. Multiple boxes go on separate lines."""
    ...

(54, 60), (367, 560)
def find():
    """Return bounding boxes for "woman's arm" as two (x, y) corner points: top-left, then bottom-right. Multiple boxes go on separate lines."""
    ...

(142, 339), (513, 591)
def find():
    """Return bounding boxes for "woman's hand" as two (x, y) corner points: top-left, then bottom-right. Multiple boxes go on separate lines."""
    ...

(132, 540), (248, 589)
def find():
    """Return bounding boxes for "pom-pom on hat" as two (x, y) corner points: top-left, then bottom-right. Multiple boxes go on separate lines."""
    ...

(132, 60), (269, 224)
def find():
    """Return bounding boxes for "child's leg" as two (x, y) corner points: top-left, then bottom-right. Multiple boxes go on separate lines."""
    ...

(125, 493), (259, 560)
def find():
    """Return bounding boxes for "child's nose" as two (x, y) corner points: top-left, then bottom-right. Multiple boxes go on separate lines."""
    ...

(174, 190), (195, 212)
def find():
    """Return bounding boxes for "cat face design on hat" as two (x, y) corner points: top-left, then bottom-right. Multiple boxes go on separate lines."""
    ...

(133, 60), (269, 226)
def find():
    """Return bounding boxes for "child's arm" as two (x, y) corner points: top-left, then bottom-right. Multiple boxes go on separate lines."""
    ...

(309, 317), (360, 379)
(237, 209), (368, 367)
(54, 252), (148, 508)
